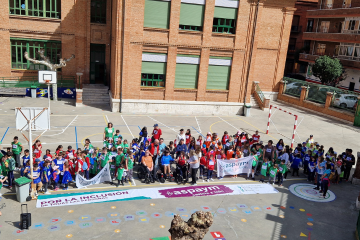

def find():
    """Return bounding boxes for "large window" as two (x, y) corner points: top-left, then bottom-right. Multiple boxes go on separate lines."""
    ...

(11, 38), (61, 70)
(213, 7), (237, 34)
(9, 0), (61, 19)
(316, 43), (326, 56)
(320, 21), (330, 33)
(179, 3), (204, 31)
(91, 0), (106, 24)
(141, 60), (166, 87)
(144, 0), (170, 29)
(206, 57), (232, 90)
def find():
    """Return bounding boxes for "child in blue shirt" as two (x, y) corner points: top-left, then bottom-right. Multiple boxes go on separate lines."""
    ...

(291, 153), (301, 176)
(303, 150), (311, 174)
(308, 157), (316, 182)
(161, 150), (174, 179)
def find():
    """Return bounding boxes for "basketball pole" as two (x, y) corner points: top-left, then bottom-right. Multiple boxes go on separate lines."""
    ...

(28, 118), (34, 195)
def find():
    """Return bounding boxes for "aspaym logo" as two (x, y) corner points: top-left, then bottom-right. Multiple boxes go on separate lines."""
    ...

(64, 89), (73, 95)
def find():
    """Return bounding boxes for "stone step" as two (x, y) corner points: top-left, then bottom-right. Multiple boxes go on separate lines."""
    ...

(82, 94), (109, 97)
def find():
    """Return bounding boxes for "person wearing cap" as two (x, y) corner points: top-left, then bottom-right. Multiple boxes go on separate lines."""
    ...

(176, 129), (186, 146)
(306, 135), (314, 148)
(252, 130), (260, 143)
(65, 146), (76, 160)
(103, 122), (115, 141)
(176, 139), (188, 158)
(152, 124), (162, 142)
(312, 143), (320, 157)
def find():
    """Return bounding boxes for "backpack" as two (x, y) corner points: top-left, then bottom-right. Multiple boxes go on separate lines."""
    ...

(82, 161), (88, 171)
(8, 158), (15, 171)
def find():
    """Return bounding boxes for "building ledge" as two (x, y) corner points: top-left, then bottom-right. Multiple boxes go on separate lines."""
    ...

(303, 32), (360, 43)
(206, 90), (229, 93)
(143, 27), (170, 33)
(9, 14), (61, 22)
(140, 87), (165, 91)
(211, 32), (235, 38)
(306, 7), (360, 18)
(121, 98), (243, 106)
(299, 53), (360, 69)
(174, 88), (198, 92)
(178, 30), (203, 35)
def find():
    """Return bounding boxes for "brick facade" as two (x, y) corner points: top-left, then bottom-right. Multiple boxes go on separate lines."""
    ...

(0, 0), (297, 112)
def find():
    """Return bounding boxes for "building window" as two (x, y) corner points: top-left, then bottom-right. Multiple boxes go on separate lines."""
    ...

(9, 0), (61, 19)
(304, 40), (311, 49)
(213, 7), (237, 34)
(141, 73), (165, 87)
(213, 18), (236, 34)
(91, 0), (106, 24)
(320, 21), (330, 33)
(299, 63), (307, 73)
(10, 38), (61, 70)
(207, 57), (232, 90)
(179, 3), (204, 32)
(144, 0), (171, 29)
(306, 19), (314, 32)
(288, 38), (296, 51)
(316, 43), (326, 56)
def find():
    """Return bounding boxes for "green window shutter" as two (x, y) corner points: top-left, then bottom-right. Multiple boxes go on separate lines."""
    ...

(214, 6), (237, 20)
(206, 65), (231, 90)
(175, 64), (199, 89)
(141, 62), (167, 75)
(179, 3), (205, 27)
(144, 0), (170, 29)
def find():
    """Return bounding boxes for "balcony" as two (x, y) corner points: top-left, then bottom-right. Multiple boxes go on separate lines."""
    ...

(291, 25), (302, 33)
(303, 32), (360, 43)
(307, 5), (360, 18)
(299, 53), (360, 69)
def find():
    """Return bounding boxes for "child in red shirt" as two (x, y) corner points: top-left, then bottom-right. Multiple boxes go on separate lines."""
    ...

(206, 154), (216, 182)
(200, 155), (206, 180)
(185, 129), (191, 147)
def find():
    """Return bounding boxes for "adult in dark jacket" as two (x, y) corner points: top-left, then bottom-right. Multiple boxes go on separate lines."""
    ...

(176, 139), (188, 158)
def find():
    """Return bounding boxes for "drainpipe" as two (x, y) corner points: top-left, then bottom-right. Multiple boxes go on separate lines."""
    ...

(109, 0), (112, 90)
(119, 0), (126, 113)
(243, 0), (260, 115)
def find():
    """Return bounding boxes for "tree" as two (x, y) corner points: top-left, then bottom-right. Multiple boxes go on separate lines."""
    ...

(312, 55), (345, 86)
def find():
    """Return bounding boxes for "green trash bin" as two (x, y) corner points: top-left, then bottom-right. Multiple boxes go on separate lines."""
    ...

(14, 177), (31, 203)
(244, 104), (252, 117)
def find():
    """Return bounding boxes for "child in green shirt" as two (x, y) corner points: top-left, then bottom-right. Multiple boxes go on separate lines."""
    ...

(277, 160), (287, 186)
(260, 158), (269, 183)
(125, 151), (135, 186)
(116, 164), (125, 187)
(100, 147), (112, 168)
(269, 164), (278, 185)
(247, 155), (258, 180)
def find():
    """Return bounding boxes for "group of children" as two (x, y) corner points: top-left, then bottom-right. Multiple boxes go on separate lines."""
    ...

(0, 127), (355, 196)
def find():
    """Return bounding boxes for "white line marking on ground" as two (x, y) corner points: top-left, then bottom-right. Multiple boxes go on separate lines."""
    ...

(121, 115), (134, 138)
(147, 116), (177, 133)
(106, 115), (109, 123)
(218, 116), (244, 133)
(195, 116), (201, 133)
(40, 115), (78, 137)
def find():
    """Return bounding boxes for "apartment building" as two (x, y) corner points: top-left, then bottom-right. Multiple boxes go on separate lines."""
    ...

(300, 0), (360, 93)
(0, 0), (297, 113)
(284, 0), (318, 76)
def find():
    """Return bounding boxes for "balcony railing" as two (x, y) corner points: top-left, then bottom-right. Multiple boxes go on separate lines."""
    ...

(342, 29), (360, 34)
(300, 52), (360, 69)
(321, 3), (352, 9)
(319, 26), (329, 33)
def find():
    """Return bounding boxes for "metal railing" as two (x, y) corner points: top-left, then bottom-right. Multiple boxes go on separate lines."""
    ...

(254, 82), (265, 103)
(283, 77), (360, 113)
(0, 76), (76, 88)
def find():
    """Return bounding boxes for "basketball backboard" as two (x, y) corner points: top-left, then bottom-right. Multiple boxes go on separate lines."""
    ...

(15, 107), (50, 131)
(38, 70), (57, 84)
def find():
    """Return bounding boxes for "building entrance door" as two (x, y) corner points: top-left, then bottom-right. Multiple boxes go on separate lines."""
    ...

(90, 44), (106, 85)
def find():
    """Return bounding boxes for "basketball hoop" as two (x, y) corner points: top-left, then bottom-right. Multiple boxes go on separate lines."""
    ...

(44, 80), (51, 85)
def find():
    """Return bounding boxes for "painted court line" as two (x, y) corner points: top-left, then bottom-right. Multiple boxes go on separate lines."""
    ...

(0, 127), (9, 144)
(75, 127), (79, 150)
(192, 126), (205, 138)
(121, 115), (134, 138)
(218, 116), (244, 133)
(41, 115), (78, 137)
(195, 116), (201, 133)
(147, 116), (177, 133)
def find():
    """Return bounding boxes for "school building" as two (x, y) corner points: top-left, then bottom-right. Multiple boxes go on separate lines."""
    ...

(0, 0), (297, 114)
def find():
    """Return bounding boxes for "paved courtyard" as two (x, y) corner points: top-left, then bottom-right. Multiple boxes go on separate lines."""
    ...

(0, 96), (359, 240)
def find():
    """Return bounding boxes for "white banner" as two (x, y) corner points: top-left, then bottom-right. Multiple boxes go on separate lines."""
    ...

(217, 156), (254, 178)
(36, 184), (278, 208)
(75, 163), (111, 189)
